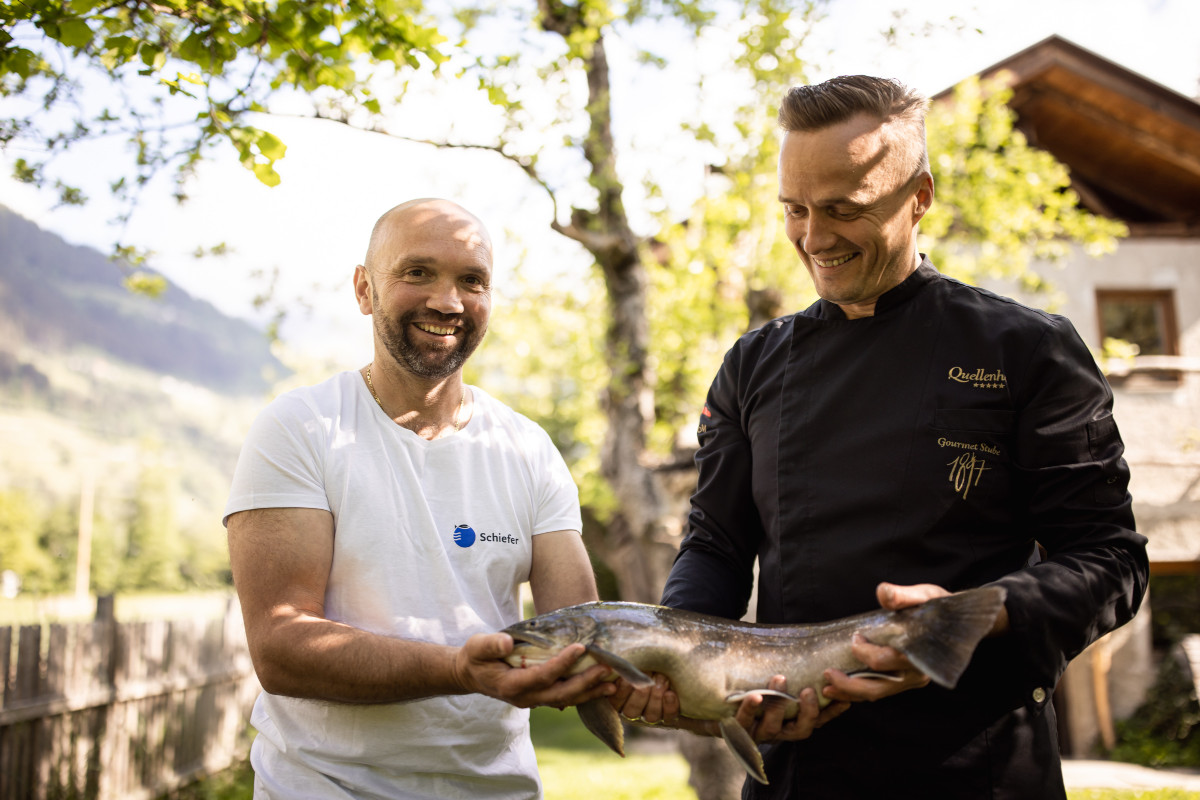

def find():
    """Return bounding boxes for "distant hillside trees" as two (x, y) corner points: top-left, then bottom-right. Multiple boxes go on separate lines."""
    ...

(0, 468), (231, 597)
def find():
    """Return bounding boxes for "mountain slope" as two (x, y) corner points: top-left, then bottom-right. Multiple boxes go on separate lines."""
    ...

(0, 204), (286, 394)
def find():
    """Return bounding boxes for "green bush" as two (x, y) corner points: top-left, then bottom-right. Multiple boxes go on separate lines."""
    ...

(1109, 645), (1200, 768)
(1149, 576), (1200, 649)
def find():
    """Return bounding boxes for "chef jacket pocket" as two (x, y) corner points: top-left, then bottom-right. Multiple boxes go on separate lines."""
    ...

(930, 409), (1014, 512)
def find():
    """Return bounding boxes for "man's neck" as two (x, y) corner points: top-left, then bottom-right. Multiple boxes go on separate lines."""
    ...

(363, 362), (468, 440)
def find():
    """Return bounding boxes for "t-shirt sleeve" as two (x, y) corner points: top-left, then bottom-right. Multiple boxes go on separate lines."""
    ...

(222, 394), (330, 526)
(528, 425), (583, 536)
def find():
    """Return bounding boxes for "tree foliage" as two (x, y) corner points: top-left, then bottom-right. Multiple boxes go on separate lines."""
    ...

(2, 0), (446, 258)
(922, 75), (1127, 292)
(0, 467), (231, 596)
(4, 1), (1127, 597)
(0, 489), (58, 592)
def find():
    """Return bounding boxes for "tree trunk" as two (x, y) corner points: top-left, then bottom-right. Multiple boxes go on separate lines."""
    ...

(537, 9), (742, 793)
(679, 735), (748, 800)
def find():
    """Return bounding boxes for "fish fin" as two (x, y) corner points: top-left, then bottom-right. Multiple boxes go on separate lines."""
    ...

(896, 586), (1007, 689)
(845, 670), (903, 682)
(725, 689), (798, 704)
(576, 697), (626, 758)
(583, 644), (654, 689)
(718, 717), (768, 785)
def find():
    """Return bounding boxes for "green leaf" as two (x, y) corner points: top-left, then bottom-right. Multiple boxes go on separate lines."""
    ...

(234, 22), (263, 47)
(11, 158), (40, 183)
(256, 130), (286, 160)
(177, 31), (205, 63)
(123, 271), (168, 298)
(252, 162), (281, 186)
(102, 35), (136, 57)
(140, 43), (165, 69)
(55, 18), (95, 49)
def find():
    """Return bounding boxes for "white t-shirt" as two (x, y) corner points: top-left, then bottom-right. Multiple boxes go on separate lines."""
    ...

(223, 371), (583, 799)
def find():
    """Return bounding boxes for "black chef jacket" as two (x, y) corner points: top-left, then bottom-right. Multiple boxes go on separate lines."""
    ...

(661, 260), (1149, 799)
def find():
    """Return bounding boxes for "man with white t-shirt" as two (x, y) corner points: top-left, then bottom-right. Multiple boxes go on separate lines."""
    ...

(224, 198), (614, 799)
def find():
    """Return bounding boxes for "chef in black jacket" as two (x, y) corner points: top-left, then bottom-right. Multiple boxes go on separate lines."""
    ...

(634, 76), (1148, 799)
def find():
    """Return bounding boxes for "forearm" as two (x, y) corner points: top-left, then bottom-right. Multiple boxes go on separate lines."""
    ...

(250, 609), (466, 703)
(993, 540), (1145, 674)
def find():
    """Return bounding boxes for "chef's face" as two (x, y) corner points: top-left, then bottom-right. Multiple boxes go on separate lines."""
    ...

(779, 112), (933, 319)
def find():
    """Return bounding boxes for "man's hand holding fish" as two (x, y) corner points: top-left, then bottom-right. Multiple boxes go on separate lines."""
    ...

(456, 633), (617, 710)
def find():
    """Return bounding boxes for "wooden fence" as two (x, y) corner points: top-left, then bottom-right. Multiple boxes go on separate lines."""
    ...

(0, 596), (260, 800)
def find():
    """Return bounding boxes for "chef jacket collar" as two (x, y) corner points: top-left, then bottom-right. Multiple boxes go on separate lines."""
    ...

(813, 255), (938, 321)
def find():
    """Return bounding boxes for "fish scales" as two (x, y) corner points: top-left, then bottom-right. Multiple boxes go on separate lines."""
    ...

(503, 586), (1007, 785)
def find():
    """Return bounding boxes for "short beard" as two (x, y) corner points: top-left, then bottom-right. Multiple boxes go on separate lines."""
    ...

(373, 291), (486, 381)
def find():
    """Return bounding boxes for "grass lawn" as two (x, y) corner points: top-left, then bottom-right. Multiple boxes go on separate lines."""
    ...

(173, 710), (1199, 800)
(527, 707), (1200, 800)
(531, 707), (691, 799)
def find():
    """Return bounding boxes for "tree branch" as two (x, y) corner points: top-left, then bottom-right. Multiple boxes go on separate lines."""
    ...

(290, 110), (563, 223)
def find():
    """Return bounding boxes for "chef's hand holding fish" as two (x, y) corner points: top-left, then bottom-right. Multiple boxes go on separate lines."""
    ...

(610, 669), (847, 745)
(823, 581), (1008, 704)
(457, 632), (616, 710)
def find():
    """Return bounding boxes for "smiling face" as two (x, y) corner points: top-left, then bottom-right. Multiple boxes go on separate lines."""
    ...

(778, 112), (933, 319)
(355, 199), (493, 381)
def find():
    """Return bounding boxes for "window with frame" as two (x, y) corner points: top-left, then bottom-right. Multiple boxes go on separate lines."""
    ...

(1095, 288), (1180, 388)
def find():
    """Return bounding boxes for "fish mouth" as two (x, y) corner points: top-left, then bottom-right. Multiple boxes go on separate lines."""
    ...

(508, 630), (558, 649)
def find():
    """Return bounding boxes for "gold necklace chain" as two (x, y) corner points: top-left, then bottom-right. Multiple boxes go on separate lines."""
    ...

(365, 364), (467, 432)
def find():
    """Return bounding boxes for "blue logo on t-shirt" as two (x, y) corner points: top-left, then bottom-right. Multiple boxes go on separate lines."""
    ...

(453, 524), (476, 548)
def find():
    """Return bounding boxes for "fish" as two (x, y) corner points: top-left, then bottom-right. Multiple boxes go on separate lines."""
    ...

(503, 586), (1006, 784)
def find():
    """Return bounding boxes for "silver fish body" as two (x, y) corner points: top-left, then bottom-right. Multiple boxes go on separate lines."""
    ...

(503, 586), (1006, 784)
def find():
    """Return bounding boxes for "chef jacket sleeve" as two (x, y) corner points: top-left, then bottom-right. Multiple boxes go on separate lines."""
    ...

(991, 315), (1149, 689)
(661, 340), (763, 619)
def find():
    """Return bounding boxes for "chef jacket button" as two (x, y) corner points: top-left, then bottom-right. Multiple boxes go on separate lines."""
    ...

(1032, 687), (1047, 703)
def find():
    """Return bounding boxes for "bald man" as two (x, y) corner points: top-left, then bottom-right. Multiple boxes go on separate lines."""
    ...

(225, 199), (612, 799)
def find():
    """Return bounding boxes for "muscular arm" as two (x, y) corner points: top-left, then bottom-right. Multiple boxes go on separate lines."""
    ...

(228, 507), (611, 707)
(528, 529), (601, 613)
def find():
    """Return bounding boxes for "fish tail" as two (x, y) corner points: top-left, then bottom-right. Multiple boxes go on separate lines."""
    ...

(896, 586), (1007, 689)
(719, 718), (769, 784)
(577, 697), (626, 757)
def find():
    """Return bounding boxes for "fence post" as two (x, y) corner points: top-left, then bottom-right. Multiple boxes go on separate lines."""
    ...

(94, 595), (117, 800)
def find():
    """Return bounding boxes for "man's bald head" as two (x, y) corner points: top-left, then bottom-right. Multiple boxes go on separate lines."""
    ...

(362, 198), (493, 275)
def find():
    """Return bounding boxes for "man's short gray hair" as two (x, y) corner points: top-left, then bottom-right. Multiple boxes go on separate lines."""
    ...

(779, 75), (930, 174)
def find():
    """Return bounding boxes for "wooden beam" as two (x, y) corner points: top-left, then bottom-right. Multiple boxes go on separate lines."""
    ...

(1019, 86), (1200, 179)
(1149, 560), (1200, 576)
(1014, 100), (1200, 221)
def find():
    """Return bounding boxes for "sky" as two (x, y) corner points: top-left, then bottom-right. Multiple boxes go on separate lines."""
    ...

(2, 0), (1198, 371)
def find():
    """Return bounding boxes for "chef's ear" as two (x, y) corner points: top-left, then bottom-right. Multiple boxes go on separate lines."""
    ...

(912, 173), (934, 223)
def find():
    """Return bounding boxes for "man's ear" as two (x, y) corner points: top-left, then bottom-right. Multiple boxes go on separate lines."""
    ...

(912, 173), (935, 223)
(353, 265), (374, 316)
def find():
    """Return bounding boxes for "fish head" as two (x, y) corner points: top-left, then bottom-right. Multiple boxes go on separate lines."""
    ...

(502, 606), (601, 669)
